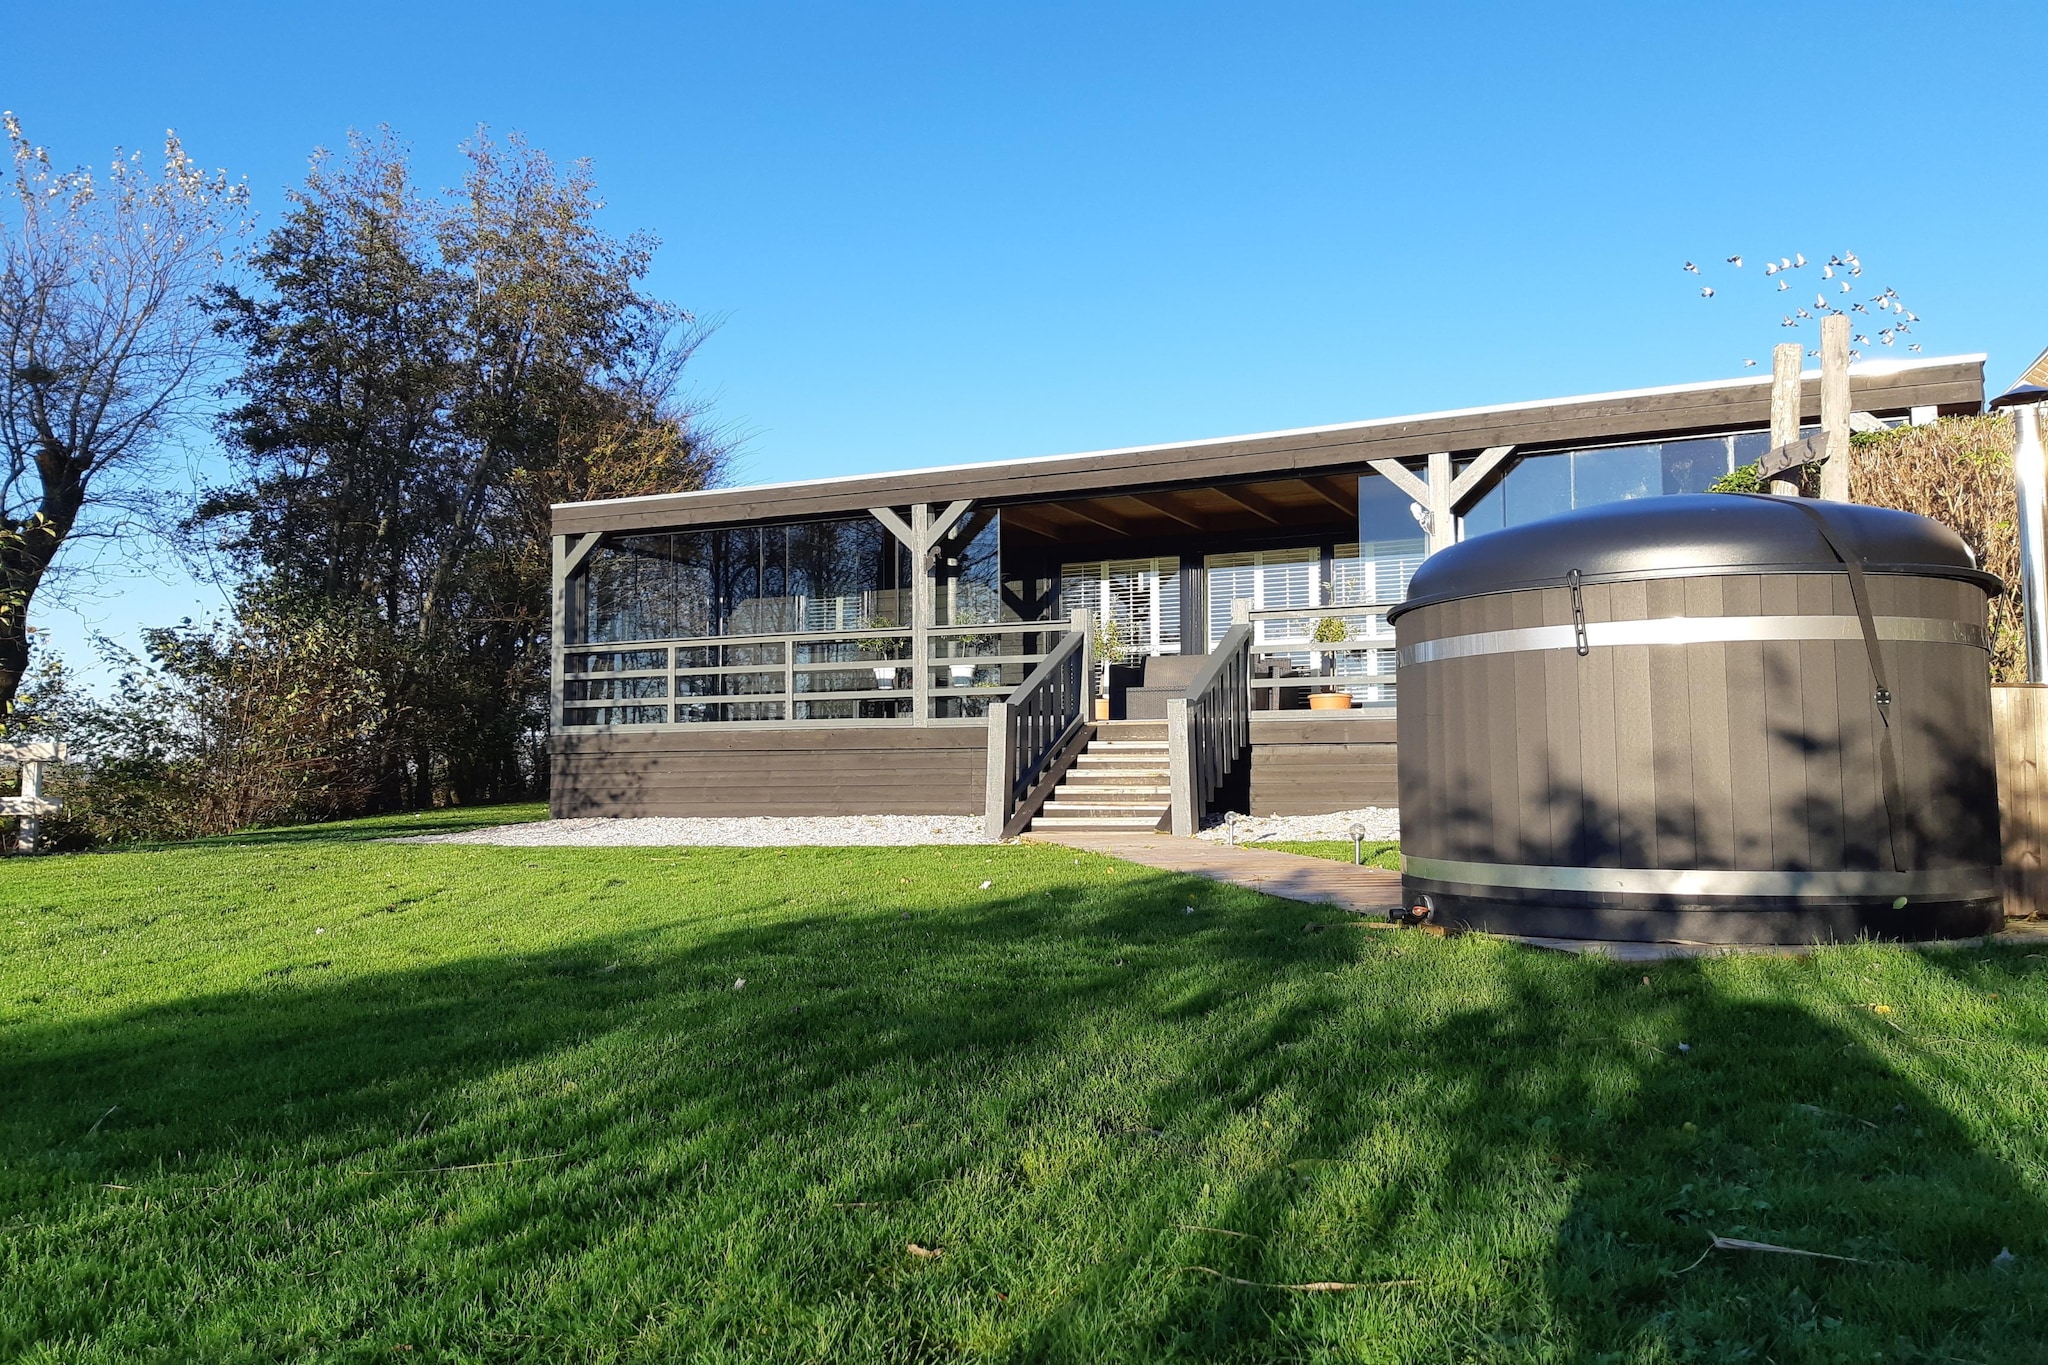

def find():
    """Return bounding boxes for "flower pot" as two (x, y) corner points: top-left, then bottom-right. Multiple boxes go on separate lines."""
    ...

(949, 664), (977, 685)
(873, 666), (896, 689)
(1094, 698), (1112, 721)
(1308, 691), (1354, 710)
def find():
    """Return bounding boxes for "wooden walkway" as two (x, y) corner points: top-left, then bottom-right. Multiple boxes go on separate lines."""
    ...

(1029, 832), (2048, 960)
(1031, 831), (1407, 916)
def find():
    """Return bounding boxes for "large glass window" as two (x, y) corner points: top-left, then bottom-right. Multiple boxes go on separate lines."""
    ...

(582, 516), (914, 644)
(1061, 558), (1180, 656)
(935, 513), (1001, 628)
(1458, 433), (1765, 539)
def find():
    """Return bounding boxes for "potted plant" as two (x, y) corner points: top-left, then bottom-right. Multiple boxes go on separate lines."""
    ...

(1091, 615), (1129, 720)
(1308, 616), (1354, 710)
(858, 614), (900, 689)
(948, 628), (991, 687)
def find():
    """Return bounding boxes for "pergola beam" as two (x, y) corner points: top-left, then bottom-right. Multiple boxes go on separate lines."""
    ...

(1448, 445), (1516, 510)
(1125, 491), (1207, 530)
(1211, 484), (1283, 525)
(1295, 476), (1354, 516)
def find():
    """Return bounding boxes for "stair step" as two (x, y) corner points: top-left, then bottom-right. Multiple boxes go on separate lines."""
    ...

(1057, 784), (1169, 795)
(1031, 815), (1163, 828)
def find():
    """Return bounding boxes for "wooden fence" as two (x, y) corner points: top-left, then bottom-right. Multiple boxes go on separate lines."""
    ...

(1995, 684), (2048, 919)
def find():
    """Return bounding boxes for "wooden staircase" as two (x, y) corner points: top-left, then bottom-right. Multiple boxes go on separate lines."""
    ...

(1026, 721), (1170, 832)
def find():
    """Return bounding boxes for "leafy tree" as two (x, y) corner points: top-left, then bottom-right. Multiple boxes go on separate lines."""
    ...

(200, 127), (723, 811)
(0, 114), (249, 715)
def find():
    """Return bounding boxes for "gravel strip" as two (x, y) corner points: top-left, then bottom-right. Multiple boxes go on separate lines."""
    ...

(392, 814), (994, 847)
(1195, 807), (1400, 845)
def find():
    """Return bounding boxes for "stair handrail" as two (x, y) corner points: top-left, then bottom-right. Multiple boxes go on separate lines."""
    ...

(983, 610), (1095, 838)
(1166, 622), (1253, 836)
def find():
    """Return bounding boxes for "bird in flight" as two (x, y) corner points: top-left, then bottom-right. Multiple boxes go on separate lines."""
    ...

(1909, 343), (1922, 352)
(1793, 253), (1807, 267)
(1855, 334), (1871, 345)
(1700, 286), (1715, 298)
(1727, 255), (1743, 266)
(1684, 261), (1700, 273)
(1840, 282), (1851, 293)
(1852, 303), (1869, 313)
(1743, 358), (1758, 366)
(1764, 261), (1779, 276)
(1904, 311), (1919, 322)
(1796, 308), (1813, 319)
(1781, 316), (1798, 327)
(1777, 279), (1790, 291)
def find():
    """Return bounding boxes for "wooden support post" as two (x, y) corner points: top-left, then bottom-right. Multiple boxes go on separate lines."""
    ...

(1072, 608), (1095, 720)
(983, 700), (1014, 838)
(1366, 456), (1457, 556)
(1166, 697), (1194, 837)
(550, 535), (570, 737)
(1769, 343), (1803, 496)
(1820, 315), (1852, 502)
(1426, 451), (1454, 553)
(911, 502), (932, 727)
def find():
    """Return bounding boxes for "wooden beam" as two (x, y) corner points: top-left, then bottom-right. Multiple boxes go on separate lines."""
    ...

(1211, 484), (1283, 525)
(560, 531), (604, 578)
(1448, 445), (1516, 510)
(869, 505), (917, 549)
(995, 505), (1061, 540)
(1125, 491), (1207, 530)
(1294, 477), (1354, 516)
(1366, 458), (1431, 504)
(1057, 500), (1139, 536)
(928, 498), (976, 545)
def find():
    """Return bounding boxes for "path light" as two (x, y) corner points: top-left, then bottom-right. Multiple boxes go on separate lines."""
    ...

(1349, 823), (1367, 866)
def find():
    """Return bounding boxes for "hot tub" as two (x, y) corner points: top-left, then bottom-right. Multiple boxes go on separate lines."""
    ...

(1387, 493), (2003, 943)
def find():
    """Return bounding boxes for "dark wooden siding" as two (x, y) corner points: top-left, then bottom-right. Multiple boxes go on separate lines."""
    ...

(554, 361), (1983, 535)
(550, 727), (986, 818)
(1248, 716), (1399, 815)
(1396, 573), (1999, 872)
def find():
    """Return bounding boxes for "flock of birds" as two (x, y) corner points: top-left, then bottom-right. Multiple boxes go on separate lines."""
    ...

(1682, 252), (1925, 366)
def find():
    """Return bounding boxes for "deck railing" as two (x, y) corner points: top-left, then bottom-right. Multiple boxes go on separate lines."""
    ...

(1167, 622), (1252, 836)
(1242, 601), (1401, 709)
(983, 610), (1094, 838)
(560, 618), (1067, 728)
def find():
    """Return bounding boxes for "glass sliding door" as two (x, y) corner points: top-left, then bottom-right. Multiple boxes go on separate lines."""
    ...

(1059, 557), (1181, 657)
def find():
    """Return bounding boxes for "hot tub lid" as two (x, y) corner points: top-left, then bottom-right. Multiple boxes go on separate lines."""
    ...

(1389, 493), (2000, 620)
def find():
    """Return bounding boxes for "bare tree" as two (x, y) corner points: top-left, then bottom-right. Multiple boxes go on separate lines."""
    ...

(0, 113), (249, 714)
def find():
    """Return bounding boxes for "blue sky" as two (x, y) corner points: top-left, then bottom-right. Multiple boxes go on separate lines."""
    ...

(11, 1), (2047, 676)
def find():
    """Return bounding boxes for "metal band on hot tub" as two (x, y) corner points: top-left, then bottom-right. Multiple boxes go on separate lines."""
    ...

(1397, 614), (1989, 666)
(1402, 855), (2000, 900)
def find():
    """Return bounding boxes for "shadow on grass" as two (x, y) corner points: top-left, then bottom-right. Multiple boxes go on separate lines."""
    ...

(161, 802), (550, 851)
(3, 859), (2044, 1361)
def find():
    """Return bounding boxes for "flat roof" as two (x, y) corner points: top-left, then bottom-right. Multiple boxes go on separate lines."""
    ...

(555, 354), (1985, 535)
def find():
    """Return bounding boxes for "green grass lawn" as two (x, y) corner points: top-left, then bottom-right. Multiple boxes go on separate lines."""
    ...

(3, 815), (2046, 1362)
(1249, 839), (1402, 871)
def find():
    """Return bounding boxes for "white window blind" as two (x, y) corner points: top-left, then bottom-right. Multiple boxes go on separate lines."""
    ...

(1060, 558), (1181, 656)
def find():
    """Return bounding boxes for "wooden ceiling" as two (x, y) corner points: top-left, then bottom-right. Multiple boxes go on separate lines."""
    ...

(999, 474), (1362, 550)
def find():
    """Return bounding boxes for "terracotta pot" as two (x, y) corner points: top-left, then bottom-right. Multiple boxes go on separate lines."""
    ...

(1308, 691), (1354, 710)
